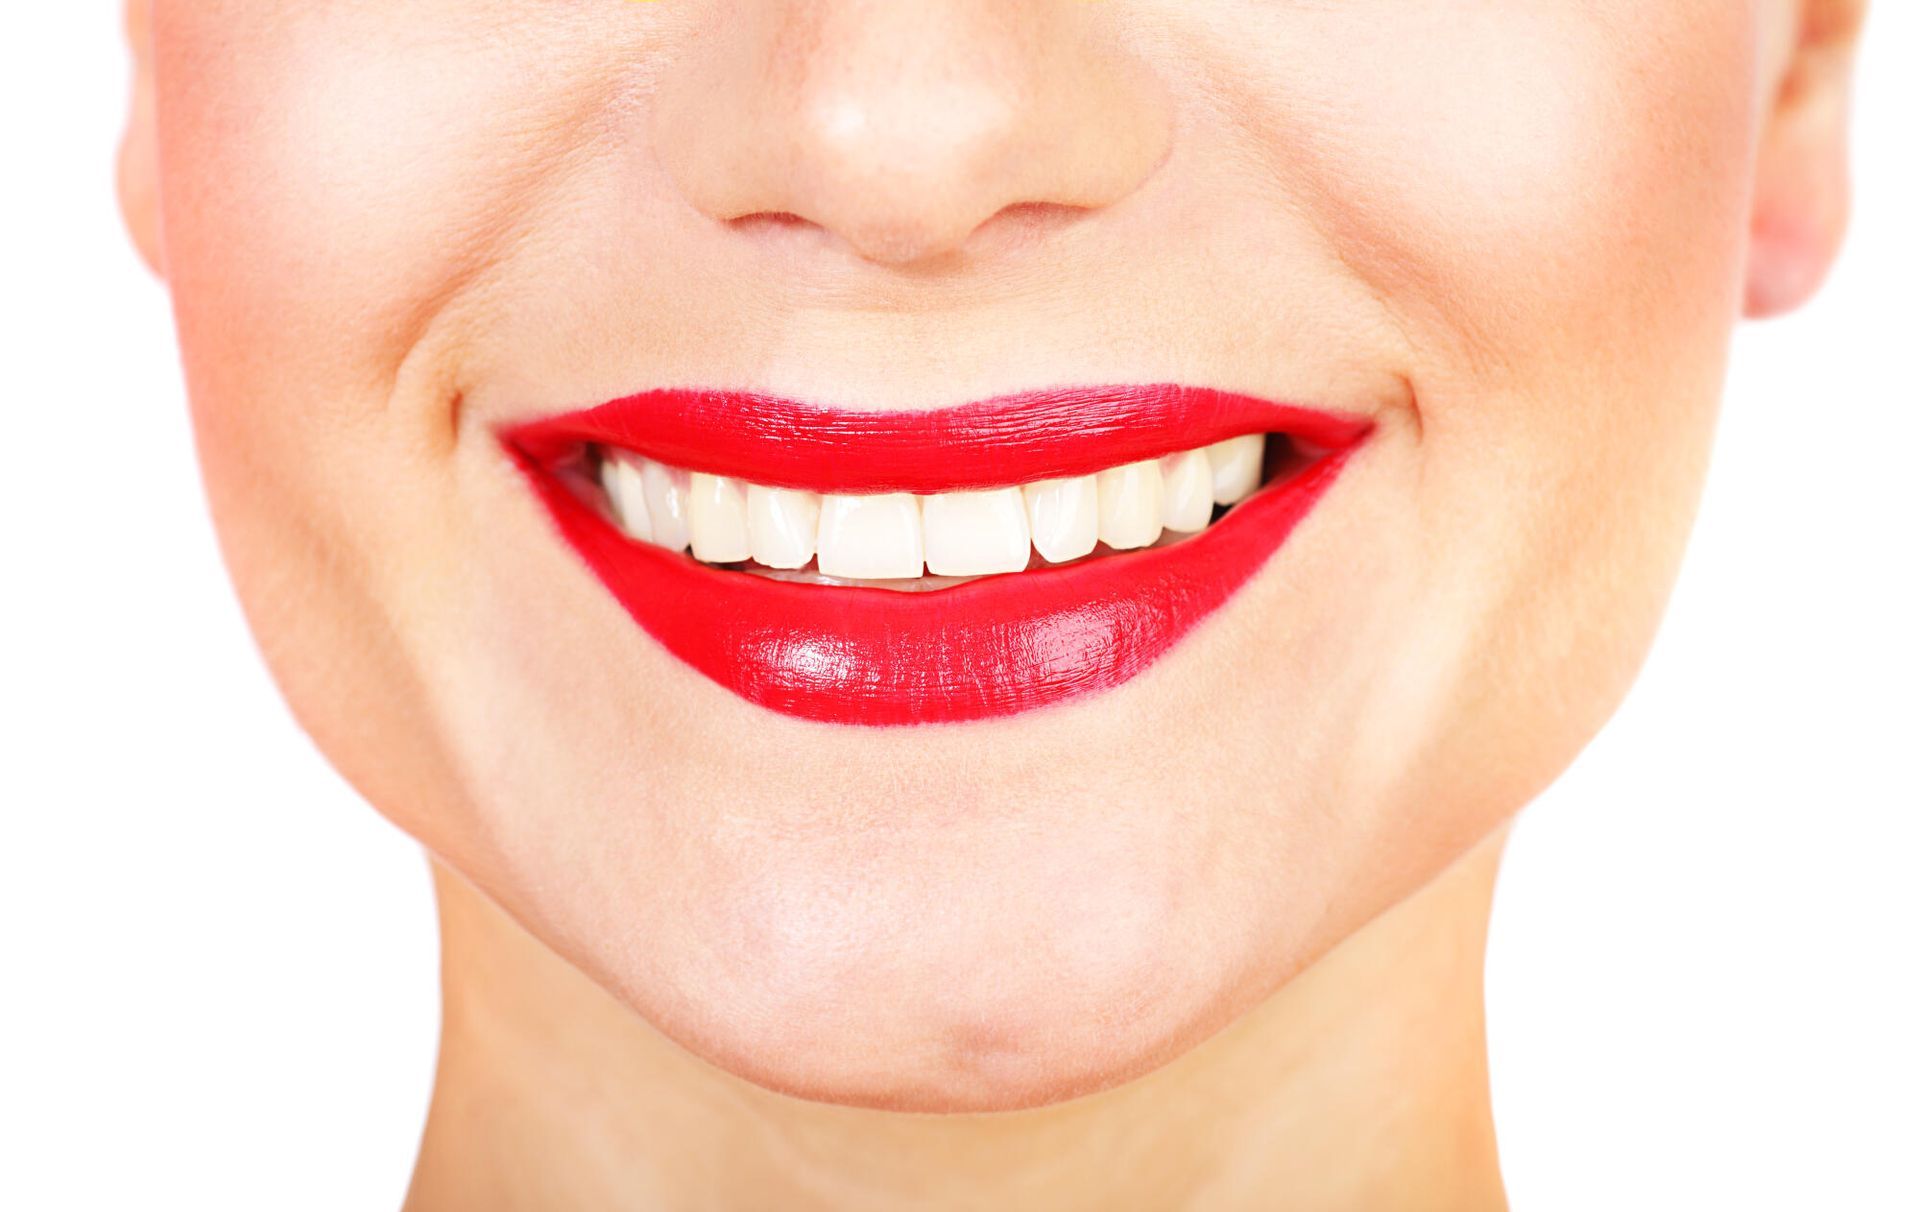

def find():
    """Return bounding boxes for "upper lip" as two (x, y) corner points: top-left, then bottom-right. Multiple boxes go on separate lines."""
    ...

(504, 383), (1372, 493)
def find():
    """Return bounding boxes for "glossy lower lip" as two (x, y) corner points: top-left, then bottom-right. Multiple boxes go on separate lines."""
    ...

(504, 385), (1371, 726)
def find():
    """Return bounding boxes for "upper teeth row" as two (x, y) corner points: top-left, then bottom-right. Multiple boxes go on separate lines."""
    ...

(597, 435), (1265, 580)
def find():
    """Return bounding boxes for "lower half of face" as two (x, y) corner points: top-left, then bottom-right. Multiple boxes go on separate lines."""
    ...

(153, 0), (1764, 1109)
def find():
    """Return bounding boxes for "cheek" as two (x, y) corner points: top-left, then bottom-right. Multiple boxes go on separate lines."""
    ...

(1299, 8), (1765, 542)
(145, 3), (609, 839)
(152, 6), (608, 417)
(1175, 5), (1768, 838)
(1353, 10), (1763, 828)
(1288, 6), (1761, 367)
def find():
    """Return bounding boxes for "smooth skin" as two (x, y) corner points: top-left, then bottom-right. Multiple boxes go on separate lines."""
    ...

(119, 2), (1862, 1207)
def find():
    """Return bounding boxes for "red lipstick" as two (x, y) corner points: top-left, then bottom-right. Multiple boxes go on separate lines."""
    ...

(505, 385), (1370, 726)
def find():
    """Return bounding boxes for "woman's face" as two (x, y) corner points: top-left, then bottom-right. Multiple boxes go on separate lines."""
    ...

(128, 1), (1844, 1109)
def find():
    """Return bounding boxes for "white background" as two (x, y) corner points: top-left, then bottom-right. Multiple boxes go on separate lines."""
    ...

(2, 7), (1913, 1210)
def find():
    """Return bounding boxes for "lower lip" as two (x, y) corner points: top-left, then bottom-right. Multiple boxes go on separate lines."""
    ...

(510, 429), (1366, 727)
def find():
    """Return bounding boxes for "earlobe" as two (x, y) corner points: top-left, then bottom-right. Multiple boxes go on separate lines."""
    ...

(118, 0), (163, 278)
(1743, 0), (1867, 319)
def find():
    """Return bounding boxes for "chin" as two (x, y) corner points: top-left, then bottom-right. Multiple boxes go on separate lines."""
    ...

(624, 914), (1251, 1114)
(517, 775), (1291, 1114)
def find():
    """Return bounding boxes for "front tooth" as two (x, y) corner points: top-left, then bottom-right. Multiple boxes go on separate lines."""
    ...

(689, 473), (751, 563)
(1160, 449), (1214, 533)
(816, 493), (924, 579)
(600, 450), (653, 542)
(1022, 476), (1098, 564)
(923, 488), (1031, 576)
(747, 485), (821, 570)
(1206, 434), (1265, 505)
(1096, 460), (1164, 550)
(641, 461), (692, 552)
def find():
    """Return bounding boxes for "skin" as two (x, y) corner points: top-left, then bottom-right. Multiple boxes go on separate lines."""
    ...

(119, 1), (1862, 1206)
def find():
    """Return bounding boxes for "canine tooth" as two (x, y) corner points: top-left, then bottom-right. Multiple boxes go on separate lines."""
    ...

(1022, 476), (1098, 564)
(747, 485), (821, 570)
(641, 461), (692, 552)
(689, 473), (751, 563)
(923, 488), (1031, 576)
(1207, 434), (1264, 505)
(1097, 460), (1164, 550)
(601, 451), (653, 542)
(816, 493), (924, 579)
(1160, 449), (1214, 533)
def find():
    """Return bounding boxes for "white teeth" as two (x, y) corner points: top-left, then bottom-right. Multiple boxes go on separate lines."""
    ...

(596, 433), (1279, 579)
(1096, 459), (1164, 551)
(601, 451), (653, 542)
(923, 488), (1032, 576)
(747, 485), (822, 570)
(816, 493), (925, 580)
(1206, 434), (1265, 505)
(641, 461), (692, 552)
(1159, 449), (1214, 533)
(1022, 475), (1099, 564)
(688, 473), (751, 563)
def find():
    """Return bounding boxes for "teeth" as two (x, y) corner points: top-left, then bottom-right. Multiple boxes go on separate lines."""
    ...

(1206, 435), (1265, 505)
(747, 485), (822, 570)
(1023, 475), (1099, 564)
(642, 461), (692, 552)
(592, 433), (1284, 579)
(816, 493), (925, 580)
(689, 473), (751, 563)
(923, 488), (1032, 576)
(1159, 449), (1214, 533)
(1096, 459), (1164, 551)
(601, 451), (653, 542)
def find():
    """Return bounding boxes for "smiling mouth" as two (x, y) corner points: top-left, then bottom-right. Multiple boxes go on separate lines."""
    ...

(505, 384), (1371, 726)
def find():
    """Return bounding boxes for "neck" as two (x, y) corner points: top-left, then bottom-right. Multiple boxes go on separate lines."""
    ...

(406, 828), (1509, 1212)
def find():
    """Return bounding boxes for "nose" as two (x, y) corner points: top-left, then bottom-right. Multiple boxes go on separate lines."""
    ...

(649, 1), (1172, 267)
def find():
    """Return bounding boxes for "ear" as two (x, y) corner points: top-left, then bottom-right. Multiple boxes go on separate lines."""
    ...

(1744, 0), (1867, 318)
(118, 0), (163, 277)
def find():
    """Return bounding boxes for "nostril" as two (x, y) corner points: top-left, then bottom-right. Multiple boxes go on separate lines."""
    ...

(725, 210), (816, 234)
(720, 206), (957, 267)
(727, 201), (1097, 268)
(718, 211), (814, 243)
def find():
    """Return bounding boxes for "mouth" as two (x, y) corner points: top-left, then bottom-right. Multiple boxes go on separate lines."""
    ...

(504, 384), (1371, 726)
